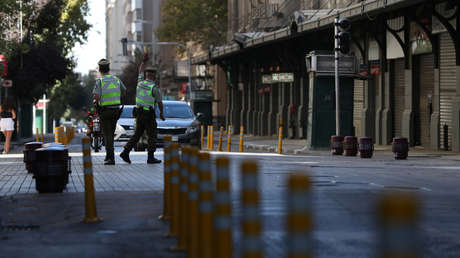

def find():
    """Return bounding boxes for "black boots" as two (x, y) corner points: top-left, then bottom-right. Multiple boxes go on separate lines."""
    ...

(120, 149), (131, 164)
(147, 151), (161, 164)
(104, 154), (115, 165)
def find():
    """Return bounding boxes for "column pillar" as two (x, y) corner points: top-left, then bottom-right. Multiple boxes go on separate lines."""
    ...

(297, 76), (308, 139)
(451, 66), (460, 151)
(239, 82), (247, 130)
(401, 54), (414, 145)
(268, 85), (278, 136)
(246, 71), (254, 135)
(260, 89), (269, 136)
(430, 68), (440, 149)
(381, 67), (392, 145)
(277, 83), (288, 137)
(288, 81), (296, 139)
(375, 70), (383, 145)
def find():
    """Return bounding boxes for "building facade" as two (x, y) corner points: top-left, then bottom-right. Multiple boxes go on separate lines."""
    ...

(193, 0), (460, 151)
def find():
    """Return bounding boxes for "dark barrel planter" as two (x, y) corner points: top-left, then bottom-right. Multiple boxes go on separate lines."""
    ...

(23, 142), (42, 173)
(33, 146), (71, 193)
(343, 136), (358, 156)
(392, 137), (409, 160)
(331, 136), (344, 155)
(359, 137), (373, 158)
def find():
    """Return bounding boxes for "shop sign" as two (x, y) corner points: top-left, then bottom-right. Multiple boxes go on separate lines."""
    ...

(278, 73), (294, 83)
(262, 74), (272, 84)
(369, 60), (380, 76)
(359, 64), (369, 77)
(272, 73), (280, 83)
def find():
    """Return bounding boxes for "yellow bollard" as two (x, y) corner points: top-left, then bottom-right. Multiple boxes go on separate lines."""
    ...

(277, 126), (283, 154)
(287, 173), (313, 258)
(210, 125), (214, 151)
(81, 137), (102, 223)
(377, 192), (420, 258)
(214, 157), (232, 258)
(226, 125), (232, 152)
(187, 147), (200, 258)
(171, 146), (189, 251)
(239, 126), (244, 152)
(201, 125), (204, 149)
(54, 127), (59, 143)
(159, 135), (172, 220)
(207, 126), (211, 150)
(217, 126), (224, 151)
(168, 143), (180, 237)
(35, 128), (39, 142)
(241, 160), (262, 258)
(198, 152), (213, 258)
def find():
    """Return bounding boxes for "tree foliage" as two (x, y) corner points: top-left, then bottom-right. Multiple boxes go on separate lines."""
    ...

(1, 0), (91, 103)
(119, 49), (147, 105)
(48, 72), (93, 122)
(156, 0), (227, 48)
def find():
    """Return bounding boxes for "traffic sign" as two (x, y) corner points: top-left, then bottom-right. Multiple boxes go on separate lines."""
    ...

(2, 79), (12, 87)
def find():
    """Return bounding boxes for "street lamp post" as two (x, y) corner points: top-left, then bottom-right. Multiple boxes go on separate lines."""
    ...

(124, 40), (193, 102)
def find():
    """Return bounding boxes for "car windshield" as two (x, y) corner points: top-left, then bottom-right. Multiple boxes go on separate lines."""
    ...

(120, 106), (134, 118)
(156, 103), (194, 119)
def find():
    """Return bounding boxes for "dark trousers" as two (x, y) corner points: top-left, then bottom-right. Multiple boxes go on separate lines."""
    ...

(100, 108), (119, 160)
(125, 109), (157, 153)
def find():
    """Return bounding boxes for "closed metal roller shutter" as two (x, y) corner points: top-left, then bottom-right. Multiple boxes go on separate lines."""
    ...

(418, 54), (434, 147)
(440, 33), (456, 150)
(353, 79), (364, 136)
(392, 58), (405, 138)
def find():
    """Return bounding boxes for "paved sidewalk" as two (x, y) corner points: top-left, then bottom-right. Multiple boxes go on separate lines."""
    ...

(206, 133), (460, 159)
(0, 191), (185, 258)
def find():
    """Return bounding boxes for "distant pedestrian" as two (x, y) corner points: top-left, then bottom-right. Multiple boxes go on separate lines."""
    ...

(0, 99), (16, 154)
(120, 54), (165, 164)
(93, 58), (126, 165)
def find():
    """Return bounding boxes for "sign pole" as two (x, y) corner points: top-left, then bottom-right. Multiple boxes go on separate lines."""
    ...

(334, 18), (340, 136)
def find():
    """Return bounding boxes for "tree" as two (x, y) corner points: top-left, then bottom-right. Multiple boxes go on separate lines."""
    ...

(119, 49), (148, 105)
(156, 0), (227, 48)
(2, 0), (91, 103)
(48, 72), (93, 123)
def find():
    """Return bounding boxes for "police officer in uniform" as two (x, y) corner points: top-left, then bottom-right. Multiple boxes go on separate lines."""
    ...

(120, 55), (165, 164)
(93, 59), (126, 165)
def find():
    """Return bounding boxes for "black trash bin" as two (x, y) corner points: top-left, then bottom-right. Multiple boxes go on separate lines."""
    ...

(32, 145), (71, 193)
(23, 142), (42, 173)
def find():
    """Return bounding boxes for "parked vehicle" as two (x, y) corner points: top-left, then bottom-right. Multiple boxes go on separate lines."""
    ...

(135, 101), (202, 151)
(87, 112), (103, 152)
(115, 105), (135, 141)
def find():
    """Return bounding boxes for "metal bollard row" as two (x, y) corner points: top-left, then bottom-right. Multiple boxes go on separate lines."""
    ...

(278, 126), (283, 154)
(218, 126), (224, 152)
(159, 135), (172, 221)
(168, 143), (180, 237)
(81, 136), (102, 223)
(241, 161), (262, 258)
(198, 152), (214, 258)
(215, 157), (232, 258)
(188, 147), (200, 258)
(227, 125), (232, 152)
(287, 173), (313, 258)
(239, 126), (245, 152)
(378, 192), (419, 258)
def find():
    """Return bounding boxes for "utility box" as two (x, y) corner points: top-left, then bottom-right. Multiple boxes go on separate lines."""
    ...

(305, 51), (358, 149)
(189, 90), (213, 126)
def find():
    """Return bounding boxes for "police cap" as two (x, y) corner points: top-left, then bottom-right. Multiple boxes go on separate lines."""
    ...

(98, 59), (110, 66)
(144, 66), (157, 73)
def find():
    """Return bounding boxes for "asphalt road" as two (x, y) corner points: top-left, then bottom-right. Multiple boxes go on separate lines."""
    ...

(2, 136), (460, 257)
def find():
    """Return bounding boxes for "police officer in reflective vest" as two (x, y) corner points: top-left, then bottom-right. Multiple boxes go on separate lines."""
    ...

(120, 55), (165, 164)
(93, 59), (126, 165)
